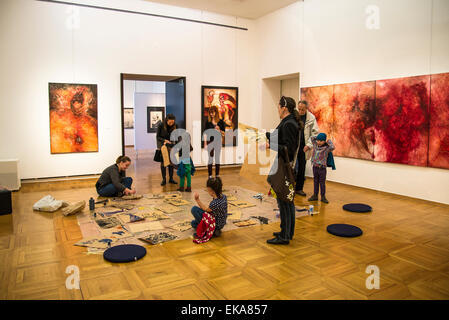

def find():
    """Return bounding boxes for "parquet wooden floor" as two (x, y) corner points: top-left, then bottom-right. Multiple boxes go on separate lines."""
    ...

(1, 152), (449, 300)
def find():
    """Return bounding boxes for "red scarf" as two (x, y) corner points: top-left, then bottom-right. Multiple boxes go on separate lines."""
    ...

(193, 212), (216, 244)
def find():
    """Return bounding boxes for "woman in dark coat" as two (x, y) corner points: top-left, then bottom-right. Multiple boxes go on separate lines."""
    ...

(265, 96), (302, 245)
(156, 114), (178, 186)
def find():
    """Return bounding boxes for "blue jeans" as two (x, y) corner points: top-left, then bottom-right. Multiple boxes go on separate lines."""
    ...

(191, 206), (204, 229)
(277, 198), (295, 240)
(96, 177), (133, 197)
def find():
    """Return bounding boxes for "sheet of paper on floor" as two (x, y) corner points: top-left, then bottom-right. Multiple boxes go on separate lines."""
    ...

(127, 221), (165, 233)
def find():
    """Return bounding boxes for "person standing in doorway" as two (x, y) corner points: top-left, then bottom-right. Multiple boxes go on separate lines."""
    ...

(204, 106), (225, 178)
(295, 100), (319, 196)
(156, 114), (178, 186)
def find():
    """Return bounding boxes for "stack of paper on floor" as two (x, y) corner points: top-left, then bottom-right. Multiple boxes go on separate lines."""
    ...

(62, 200), (86, 216)
(165, 198), (190, 206)
(163, 192), (182, 200)
(139, 209), (170, 221)
(156, 204), (182, 214)
(169, 219), (192, 232)
(95, 217), (121, 229)
(139, 232), (178, 245)
(75, 235), (120, 249)
(117, 212), (145, 224)
(109, 202), (135, 210)
(101, 225), (132, 239)
(127, 221), (164, 234)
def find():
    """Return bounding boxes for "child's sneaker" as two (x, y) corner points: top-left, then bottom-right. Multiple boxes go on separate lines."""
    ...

(308, 195), (318, 201)
(185, 187), (192, 192)
(177, 187), (185, 192)
(321, 196), (329, 204)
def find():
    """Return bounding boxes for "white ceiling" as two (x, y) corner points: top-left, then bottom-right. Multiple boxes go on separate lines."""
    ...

(144, 0), (301, 19)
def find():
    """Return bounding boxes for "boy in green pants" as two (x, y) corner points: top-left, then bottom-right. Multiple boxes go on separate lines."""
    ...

(177, 133), (195, 192)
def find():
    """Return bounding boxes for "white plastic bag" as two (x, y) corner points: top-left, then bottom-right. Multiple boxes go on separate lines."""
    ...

(33, 195), (64, 212)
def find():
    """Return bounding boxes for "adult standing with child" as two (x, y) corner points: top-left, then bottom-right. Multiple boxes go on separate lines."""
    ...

(295, 100), (320, 197)
(265, 96), (302, 245)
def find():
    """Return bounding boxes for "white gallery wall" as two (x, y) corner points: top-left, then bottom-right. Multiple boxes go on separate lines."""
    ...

(0, 0), (258, 179)
(301, 0), (449, 204)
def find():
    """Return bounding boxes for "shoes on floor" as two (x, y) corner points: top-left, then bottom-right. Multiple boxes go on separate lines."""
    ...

(308, 195), (318, 201)
(160, 179), (166, 186)
(295, 190), (306, 196)
(185, 187), (192, 192)
(266, 237), (289, 245)
(169, 179), (178, 184)
(273, 231), (292, 240)
(321, 196), (329, 204)
(177, 187), (184, 192)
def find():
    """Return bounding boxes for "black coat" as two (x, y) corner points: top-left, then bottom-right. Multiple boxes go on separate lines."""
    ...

(266, 114), (300, 163)
(156, 123), (176, 149)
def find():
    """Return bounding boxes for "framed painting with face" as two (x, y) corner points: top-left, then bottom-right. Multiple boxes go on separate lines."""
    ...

(147, 106), (165, 133)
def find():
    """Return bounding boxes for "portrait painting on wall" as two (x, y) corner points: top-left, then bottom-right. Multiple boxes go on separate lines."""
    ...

(49, 83), (98, 154)
(201, 86), (238, 147)
(123, 108), (134, 129)
(147, 106), (165, 133)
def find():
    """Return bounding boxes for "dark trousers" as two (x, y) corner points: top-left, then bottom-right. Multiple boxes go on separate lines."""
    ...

(295, 149), (306, 191)
(207, 146), (221, 177)
(161, 164), (174, 180)
(277, 198), (295, 240)
(96, 177), (133, 197)
(313, 165), (327, 196)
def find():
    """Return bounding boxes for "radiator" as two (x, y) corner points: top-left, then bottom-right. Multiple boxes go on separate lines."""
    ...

(0, 159), (21, 191)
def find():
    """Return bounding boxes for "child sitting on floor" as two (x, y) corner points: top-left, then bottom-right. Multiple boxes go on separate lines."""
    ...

(191, 177), (228, 240)
(306, 132), (335, 203)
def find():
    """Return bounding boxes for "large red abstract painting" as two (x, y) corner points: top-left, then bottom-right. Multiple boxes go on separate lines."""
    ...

(374, 75), (430, 166)
(429, 73), (449, 169)
(300, 85), (334, 141)
(301, 72), (449, 169)
(333, 81), (376, 160)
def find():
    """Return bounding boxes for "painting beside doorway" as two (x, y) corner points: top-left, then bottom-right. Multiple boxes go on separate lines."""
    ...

(201, 86), (238, 147)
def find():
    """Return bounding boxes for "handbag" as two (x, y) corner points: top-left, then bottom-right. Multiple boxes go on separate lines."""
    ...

(267, 147), (296, 203)
(153, 149), (162, 162)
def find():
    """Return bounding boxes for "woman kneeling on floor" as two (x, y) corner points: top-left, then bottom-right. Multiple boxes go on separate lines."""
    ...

(191, 177), (228, 243)
(96, 155), (136, 197)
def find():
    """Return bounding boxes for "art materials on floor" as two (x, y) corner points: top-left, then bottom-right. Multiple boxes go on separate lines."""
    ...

(169, 219), (192, 232)
(139, 232), (178, 245)
(95, 217), (121, 229)
(233, 219), (258, 227)
(127, 221), (164, 233)
(156, 204), (183, 214)
(62, 200), (86, 216)
(117, 212), (145, 224)
(165, 198), (191, 206)
(226, 208), (242, 220)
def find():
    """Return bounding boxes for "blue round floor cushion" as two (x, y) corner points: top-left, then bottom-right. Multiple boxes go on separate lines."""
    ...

(103, 244), (146, 263)
(327, 224), (363, 237)
(343, 203), (372, 213)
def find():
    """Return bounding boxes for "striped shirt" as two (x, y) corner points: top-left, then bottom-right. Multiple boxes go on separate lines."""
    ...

(310, 136), (335, 167)
(209, 195), (228, 230)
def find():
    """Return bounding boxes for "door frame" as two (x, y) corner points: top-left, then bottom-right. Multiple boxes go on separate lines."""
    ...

(120, 73), (186, 156)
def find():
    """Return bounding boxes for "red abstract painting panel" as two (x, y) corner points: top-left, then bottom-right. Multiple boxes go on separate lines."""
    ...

(429, 73), (449, 169)
(301, 85), (334, 141)
(333, 81), (376, 160)
(374, 75), (430, 166)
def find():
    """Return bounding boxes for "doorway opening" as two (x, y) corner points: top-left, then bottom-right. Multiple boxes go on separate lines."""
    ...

(120, 73), (186, 164)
